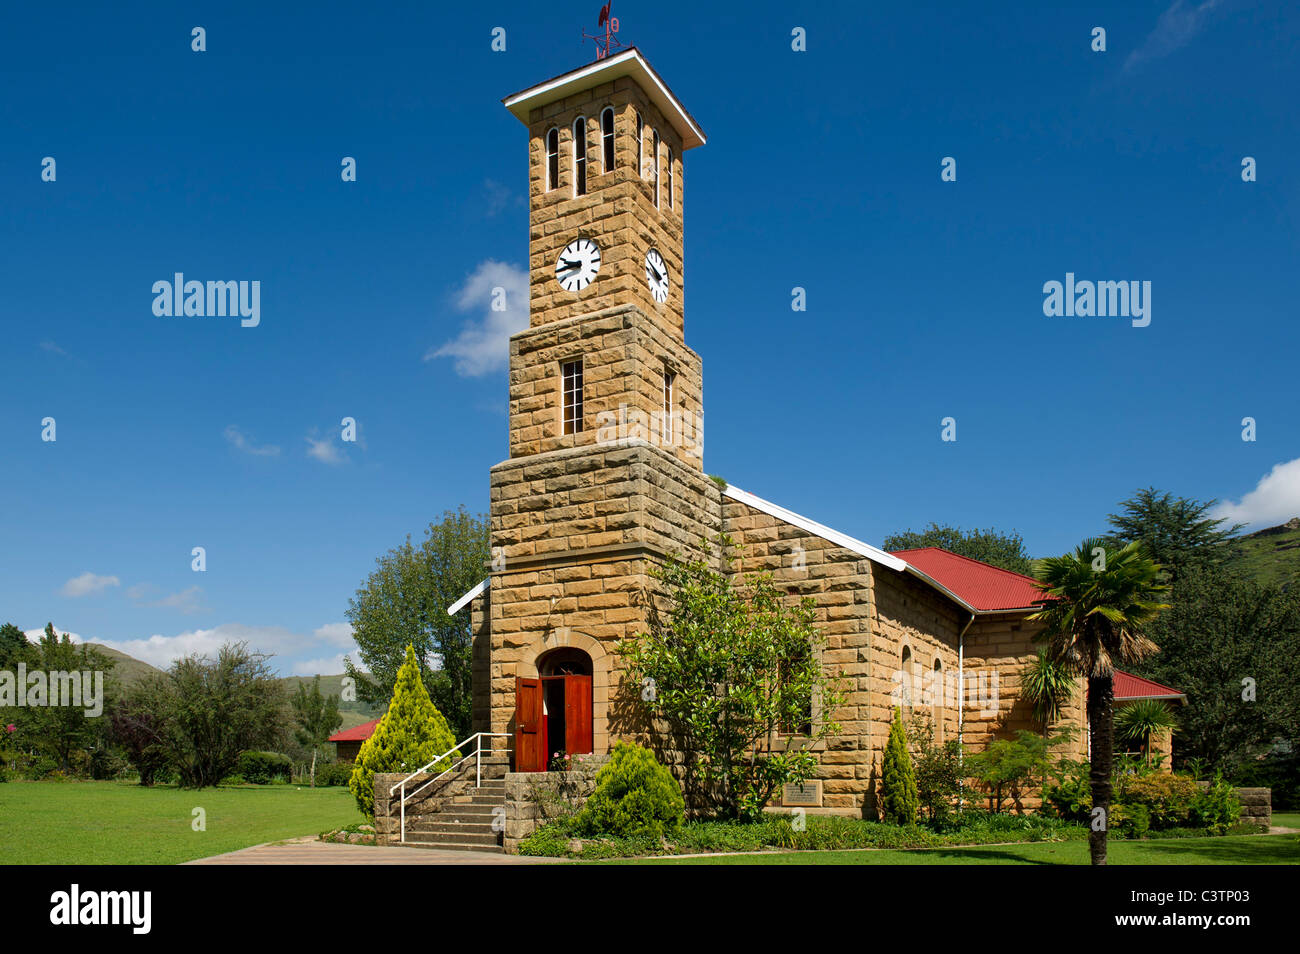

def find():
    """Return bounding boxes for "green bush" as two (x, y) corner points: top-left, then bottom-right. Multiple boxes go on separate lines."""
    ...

(1117, 773), (1197, 829)
(1110, 802), (1151, 838)
(1042, 760), (1092, 822)
(236, 751), (293, 784)
(1191, 775), (1241, 835)
(879, 707), (918, 825)
(313, 761), (355, 787)
(576, 742), (684, 839)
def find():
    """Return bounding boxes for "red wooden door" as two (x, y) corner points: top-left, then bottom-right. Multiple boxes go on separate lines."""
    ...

(564, 675), (593, 755)
(515, 677), (546, 772)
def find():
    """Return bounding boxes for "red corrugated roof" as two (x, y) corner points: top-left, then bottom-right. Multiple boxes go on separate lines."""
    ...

(891, 547), (1047, 612)
(1114, 670), (1186, 702)
(329, 718), (380, 742)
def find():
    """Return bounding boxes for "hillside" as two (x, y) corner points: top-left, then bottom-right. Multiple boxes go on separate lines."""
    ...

(1231, 517), (1300, 590)
(280, 673), (382, 719)
(84, 643), (163, 686)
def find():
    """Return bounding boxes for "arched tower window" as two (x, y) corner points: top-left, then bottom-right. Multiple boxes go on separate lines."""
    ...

(652, 129), (661, 207)
(600, 107), (615, 173)
(666, 145), (674, 209)
(573, 117), (587, 197)
(545, 127), (559, 191)
(635, 110), (644, 177)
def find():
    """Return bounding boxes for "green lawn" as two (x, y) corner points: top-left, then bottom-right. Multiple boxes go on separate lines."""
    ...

(0, 780), (362, 864)
(605, 832), (1300, 865)
(1273, 812), (1300, 829)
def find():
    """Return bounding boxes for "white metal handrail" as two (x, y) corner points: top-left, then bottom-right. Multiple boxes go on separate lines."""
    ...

(389, 731), (508, 844)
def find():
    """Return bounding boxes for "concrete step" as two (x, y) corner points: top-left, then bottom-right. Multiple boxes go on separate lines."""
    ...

(402, 835), (504, 853)
(412, 821), (500, 838)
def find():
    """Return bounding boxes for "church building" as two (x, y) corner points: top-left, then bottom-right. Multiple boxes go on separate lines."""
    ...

(447, 48), (1085, 814)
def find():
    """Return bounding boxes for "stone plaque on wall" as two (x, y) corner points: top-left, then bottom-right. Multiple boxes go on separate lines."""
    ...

(782, 780), (822, 807)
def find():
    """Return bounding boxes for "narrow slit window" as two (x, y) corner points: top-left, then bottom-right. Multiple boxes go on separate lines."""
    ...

(601, 107), (615, 173)
(652, 129), (660, 207)
(666, 145), (674, 209)
(573, 117), (587, 197)
(635, 110), (644, 177)
(662, 367), (676, 444)
(545, 127), (559, 191)
(562, 359), (584, 435)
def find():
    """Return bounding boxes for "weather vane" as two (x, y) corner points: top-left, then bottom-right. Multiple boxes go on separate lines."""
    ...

(583, 2), (625, 60)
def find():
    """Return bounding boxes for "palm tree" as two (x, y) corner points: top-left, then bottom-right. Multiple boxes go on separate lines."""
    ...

(1115, 698), (1178, 768)
(1021, 647), (1076, 736)
(1028, 539), (1170, 866)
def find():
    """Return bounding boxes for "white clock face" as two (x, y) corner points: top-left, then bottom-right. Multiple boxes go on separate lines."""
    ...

(645, 248), (669, 303)
(555, 238), (601, 292)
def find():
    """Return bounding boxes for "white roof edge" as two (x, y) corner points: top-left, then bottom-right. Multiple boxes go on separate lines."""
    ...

(503, 48), (706, 149)
(722, 483), (981, 616)
(447, 578), (488, 616)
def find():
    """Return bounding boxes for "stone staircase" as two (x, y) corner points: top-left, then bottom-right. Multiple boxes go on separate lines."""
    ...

(375, 754), (510, 853)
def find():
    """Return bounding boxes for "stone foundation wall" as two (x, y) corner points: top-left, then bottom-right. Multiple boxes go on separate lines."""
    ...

(502, 755), (610, 853)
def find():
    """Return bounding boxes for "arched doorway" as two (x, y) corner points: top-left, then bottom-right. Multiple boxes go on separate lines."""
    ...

(515, 647), (594, 772)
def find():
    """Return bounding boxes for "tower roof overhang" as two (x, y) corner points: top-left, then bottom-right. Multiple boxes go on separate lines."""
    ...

(503, 47), (706, 150)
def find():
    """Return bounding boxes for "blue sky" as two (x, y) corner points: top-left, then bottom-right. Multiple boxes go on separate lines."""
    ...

(2, 1), (1297, 675)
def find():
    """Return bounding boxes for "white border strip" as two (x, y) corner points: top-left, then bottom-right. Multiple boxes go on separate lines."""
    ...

(447, 578), (488, 616)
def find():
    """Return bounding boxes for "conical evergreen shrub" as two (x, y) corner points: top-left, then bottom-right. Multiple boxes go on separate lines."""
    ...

(349, 645), (459, 818)
(880, 706), (919, 825)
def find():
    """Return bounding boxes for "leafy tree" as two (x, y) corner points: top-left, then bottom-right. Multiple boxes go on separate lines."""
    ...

(349, 645), (458, 819)
(1115, 699), (1178, 768)
(1021, 647), (1077, 735)
(619, 536), (846, 821)
(882, 523), (1032, 575)
(880, 707), (918, 824)
(109, 688), (170, 785)
(0, 622), (30, 668)
(1029, 539), (1170, 865)
(344, 506), (488, 738)
(907, 713), (960, 824)
(1106, 488), (1242, 582)
(966, 730), (1056, 813)
(291, 675), (343, 787)
(140, 642), (286, 788)
(1135, 565), (1300, 775)
(9, 624), (116, 774)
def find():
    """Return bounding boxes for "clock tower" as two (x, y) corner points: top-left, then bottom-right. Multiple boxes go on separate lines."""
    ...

(474, 49), (722, 766)
(499, 48), (706, 466)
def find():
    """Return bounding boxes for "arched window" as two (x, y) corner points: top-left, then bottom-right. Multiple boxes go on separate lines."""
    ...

(545, 127), (559, 191)
(652, 129), (660, 207)
(900, 646), (913, 710)
(933, 658), (944, 741)
(573, 117), (587, 197)
(635, 110), (644, 177)
(600, 107), (615, 173)
(666, 145), (674, 209)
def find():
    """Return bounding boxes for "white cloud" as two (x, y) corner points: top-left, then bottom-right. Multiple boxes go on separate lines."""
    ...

(306, 434), (345, 465)
(291, 654), (350, 676)
(23, 625), (80, 643)
(1124, 0), (1223, 73)
(40, 340), (69, 357)
(149, 586), (207, 615)
(313, 622), (356, 647)
(60, 572), (120, 598)
(425, 260), (529, 376)
(224, 425), (280, 457)
(94, 621), (359, 674)
(1213, 458), (1300, 529)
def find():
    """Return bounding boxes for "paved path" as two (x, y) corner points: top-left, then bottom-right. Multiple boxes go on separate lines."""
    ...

(186, 837), (560, 865)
